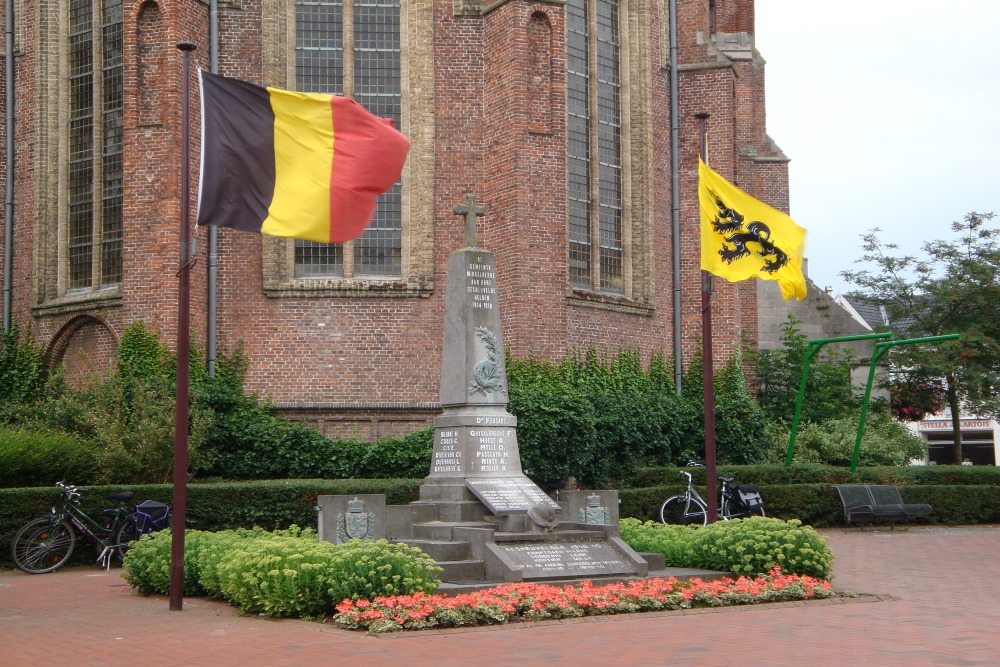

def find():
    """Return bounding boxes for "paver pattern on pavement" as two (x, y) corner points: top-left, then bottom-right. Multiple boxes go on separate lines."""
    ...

(2, 525), (998, 666)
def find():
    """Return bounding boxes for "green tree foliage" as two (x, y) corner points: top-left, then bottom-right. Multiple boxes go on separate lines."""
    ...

(74, 322), (211, 484)
(507, 349), (700, 487)
(841, 212), (1000, 463)
(0, 321), (49, 412)
(680, 348), (770, 465)
(764, 414), (927, 467)
(747, 316), (862, 425)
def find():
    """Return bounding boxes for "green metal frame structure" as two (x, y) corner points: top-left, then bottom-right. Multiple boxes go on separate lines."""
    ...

(784, 333), (892, 468)
(849, 334), (960, 471)
(784, 332), (960, 472)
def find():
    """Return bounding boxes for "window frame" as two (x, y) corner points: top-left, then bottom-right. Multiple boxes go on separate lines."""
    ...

(32, 0), (125, 314)
(260, 0), (434, 298)
(565, 0), (656, 310)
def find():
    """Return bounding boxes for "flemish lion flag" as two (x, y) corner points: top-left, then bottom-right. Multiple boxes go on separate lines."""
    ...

(196, 71), (410, 244)
(699, 158), (807, 301)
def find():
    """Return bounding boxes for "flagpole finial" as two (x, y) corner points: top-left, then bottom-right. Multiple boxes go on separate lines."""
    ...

(177, 42), (197, 52)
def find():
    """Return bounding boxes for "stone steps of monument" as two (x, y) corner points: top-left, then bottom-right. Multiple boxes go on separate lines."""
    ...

(436, 559), (486, 583)
(409, 500), (488, 523)
(490, 528), (609, 542)
(411, 520), (494, 541)
(401, 538), (472, 562)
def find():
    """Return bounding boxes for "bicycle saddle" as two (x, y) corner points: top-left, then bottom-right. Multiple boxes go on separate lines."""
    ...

(718, 476), (735, 484)
(108, 492), (135, 502)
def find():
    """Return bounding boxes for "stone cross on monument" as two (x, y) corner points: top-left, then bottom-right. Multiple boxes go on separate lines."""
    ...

(454, 194), (486, 248)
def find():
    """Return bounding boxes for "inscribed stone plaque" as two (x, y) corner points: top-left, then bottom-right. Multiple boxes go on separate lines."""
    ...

(466, 478), (561, 514)
(492, 541), (637, 578)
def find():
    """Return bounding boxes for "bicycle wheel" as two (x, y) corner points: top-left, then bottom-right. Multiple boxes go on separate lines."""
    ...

(10, 517), (77, 574)
(660, 495), (708, 526)
(113, 517), (143, 560)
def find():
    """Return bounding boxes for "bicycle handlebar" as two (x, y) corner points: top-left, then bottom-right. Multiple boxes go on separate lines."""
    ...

(55, 481), (82, 503)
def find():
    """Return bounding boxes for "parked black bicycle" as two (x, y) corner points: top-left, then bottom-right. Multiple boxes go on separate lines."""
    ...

(10, 482), (171, 574)
(659, 464), (765, 525)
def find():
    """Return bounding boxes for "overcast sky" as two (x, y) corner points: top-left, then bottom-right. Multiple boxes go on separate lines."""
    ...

(754, 1), (1000, 295)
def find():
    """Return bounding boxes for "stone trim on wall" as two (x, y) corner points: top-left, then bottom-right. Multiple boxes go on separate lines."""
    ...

(29, 0), (126, 312)
(259, 0), (435, 298)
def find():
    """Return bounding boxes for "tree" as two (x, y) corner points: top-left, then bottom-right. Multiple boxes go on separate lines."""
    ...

(841, 212), (1000, 464)
(747, 316), (863, 426)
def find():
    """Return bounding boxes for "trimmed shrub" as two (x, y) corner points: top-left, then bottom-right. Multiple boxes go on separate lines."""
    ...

(328, 428), (433, 479)
(619, 516), (834, 579)
(120, 529), (208, 597)
(624, 463), (1000, 489)
(689, 517), (833, 578)
(0, 427), (98, 488)
(0, 478), (423, 567)
(122, 527), (442, 619)
(323, 539), (443, 603)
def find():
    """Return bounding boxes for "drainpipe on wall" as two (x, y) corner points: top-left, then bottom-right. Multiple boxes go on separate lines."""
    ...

(668, 0), (682, 393)
(3, 0), (14, 334)
(206, 0), (219, 374)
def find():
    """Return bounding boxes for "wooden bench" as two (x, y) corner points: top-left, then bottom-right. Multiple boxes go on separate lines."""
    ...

(834, 485), (932, 529)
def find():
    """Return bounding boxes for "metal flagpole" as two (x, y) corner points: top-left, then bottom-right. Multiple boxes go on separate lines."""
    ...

(170, 41), (197, 611)
(695, 112), (718, 524)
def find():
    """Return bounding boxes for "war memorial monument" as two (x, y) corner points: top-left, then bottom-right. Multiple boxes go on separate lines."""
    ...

(319, 196), (652, 587)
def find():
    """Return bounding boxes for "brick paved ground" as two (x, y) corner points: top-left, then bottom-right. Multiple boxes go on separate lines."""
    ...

(2, 525), (998, 666)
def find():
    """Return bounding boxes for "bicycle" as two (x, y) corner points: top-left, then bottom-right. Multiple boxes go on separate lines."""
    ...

(10, 482), (170, 574)
(659, 468), (766, 525)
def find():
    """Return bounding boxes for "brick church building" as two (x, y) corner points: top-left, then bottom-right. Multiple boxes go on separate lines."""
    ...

(1, 0), (794, 439)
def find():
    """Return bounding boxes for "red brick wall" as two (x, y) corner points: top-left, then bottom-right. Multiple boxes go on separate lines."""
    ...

(51, 317), (119, 388)
(4, 0), (791, 436)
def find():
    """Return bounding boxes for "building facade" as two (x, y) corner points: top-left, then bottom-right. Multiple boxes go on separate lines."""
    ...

(1, 0), (791, 439)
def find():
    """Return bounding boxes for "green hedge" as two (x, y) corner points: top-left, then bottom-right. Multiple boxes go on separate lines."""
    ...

(619, 483), (1000, 527)
(0, 478), (422, 567)
(625, 463), (1000, 488)
(0, 427), (98, 488)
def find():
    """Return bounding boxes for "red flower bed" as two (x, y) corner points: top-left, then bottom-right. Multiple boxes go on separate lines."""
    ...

(332, 567), (834, 633)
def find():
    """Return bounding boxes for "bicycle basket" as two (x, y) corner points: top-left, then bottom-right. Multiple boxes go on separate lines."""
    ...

(735, 485), (764, 510)
(134, 500), (171, 534)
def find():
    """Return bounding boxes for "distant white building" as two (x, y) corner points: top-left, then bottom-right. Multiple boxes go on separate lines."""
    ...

(916, 415), (999, 466)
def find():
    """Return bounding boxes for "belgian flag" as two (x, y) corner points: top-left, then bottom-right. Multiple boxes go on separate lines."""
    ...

(196, 71), (410, 244)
